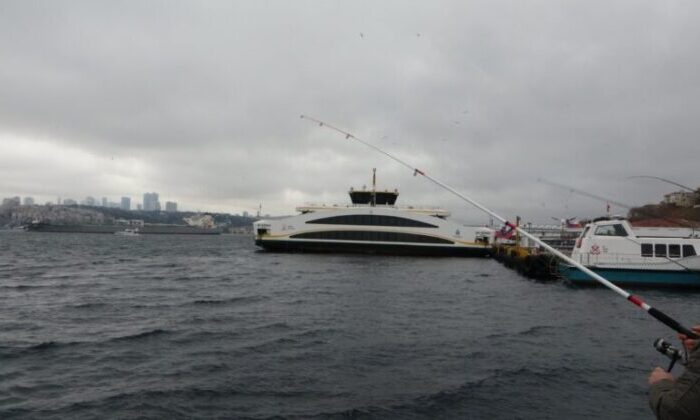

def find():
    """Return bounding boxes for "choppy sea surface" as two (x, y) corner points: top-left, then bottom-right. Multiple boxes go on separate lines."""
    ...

(0, 231), (696, 419)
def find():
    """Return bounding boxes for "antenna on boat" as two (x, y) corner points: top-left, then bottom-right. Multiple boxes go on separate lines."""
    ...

(300, 114), (698, 339)
(372, 168), (378, 207)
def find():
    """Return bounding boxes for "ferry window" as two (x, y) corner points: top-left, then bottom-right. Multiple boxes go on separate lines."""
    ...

(641, 244), (653, 257)
(291, 230), (453, 244)
(306, 215), (437, 228)
(683, 245), (697, 257)
(669, 244), (681, 258)
(594, 224), (627, 236)
(654, 244), (667, 258)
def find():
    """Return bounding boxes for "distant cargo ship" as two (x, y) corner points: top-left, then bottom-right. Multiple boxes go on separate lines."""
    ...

(26, 222), (222, 235)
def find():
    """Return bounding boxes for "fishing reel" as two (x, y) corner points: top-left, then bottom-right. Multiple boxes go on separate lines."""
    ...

(654, 338), (687, 372)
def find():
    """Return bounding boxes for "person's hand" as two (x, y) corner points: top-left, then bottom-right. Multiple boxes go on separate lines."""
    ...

(678, 325), (700, 352)
(649, 367), (674, 385)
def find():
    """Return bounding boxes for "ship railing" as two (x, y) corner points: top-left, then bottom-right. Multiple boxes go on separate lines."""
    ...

(296, 203), (449, 213)
(578, 251), (668, 266)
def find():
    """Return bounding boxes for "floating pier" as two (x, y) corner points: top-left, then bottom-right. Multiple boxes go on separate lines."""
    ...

(491, 222), (580, 281)
(492, 244), (559, 281)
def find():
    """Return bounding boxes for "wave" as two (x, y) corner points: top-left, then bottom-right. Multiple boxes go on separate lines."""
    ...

(0, 284), (52, 290)
(0, 282), (88, 291)
(109, 328), (173, 342)
(252, 321), (293, 332)
(0, 329), (174, 359)
(69, 302), (110, 309)
(0, 340), (82, 359)
(192, 295), (267, 305)
(42, 386), (348, 420)
(485, 324), (556, 340)
(295, 365), (599, 420)
(28, 341), (76, 351)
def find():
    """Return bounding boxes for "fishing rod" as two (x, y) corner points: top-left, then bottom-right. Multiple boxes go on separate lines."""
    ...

(628, 175), (696, 193)
(300, 114), (699, 340)
(538, 178), (697, 230)
(537, 178), (630, 214)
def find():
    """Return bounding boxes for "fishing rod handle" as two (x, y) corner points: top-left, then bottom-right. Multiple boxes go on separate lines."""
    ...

(667, 357), (678, 372)
(648, 307), (699, 339)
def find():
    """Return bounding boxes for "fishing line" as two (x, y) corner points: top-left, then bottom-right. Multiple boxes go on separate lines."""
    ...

(300, 114), (698, 339)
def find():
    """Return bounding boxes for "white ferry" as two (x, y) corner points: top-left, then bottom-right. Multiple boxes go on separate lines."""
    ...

(559, 217), (700, 287)
(254, 175), (493, 257)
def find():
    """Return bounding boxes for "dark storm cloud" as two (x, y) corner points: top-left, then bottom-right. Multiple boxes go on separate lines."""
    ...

(1, 1), (699, 220)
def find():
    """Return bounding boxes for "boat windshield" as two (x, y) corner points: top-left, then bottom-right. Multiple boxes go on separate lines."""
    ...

(594, 224), (628, 237)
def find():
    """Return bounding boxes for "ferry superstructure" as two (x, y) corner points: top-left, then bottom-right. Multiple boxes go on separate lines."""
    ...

(254, 175), (493, 257)
(559, 218), (700, 287)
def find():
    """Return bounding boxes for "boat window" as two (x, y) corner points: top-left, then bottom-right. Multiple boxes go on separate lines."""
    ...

(669, 244), (681, 258)
(306, 214), (437, 228)
(581, 226), (590, 238)
(641, 243), (653, 257)
(683, 245), (697, 257)
(594, 224), (628, 237)
(290, 230), (453, 244)
(654, 244), (667, 258)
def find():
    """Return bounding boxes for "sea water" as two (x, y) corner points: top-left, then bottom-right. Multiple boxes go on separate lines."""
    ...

(0, 231), (693, 419)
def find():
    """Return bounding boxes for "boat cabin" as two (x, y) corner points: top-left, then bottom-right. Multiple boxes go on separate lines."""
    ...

(348, 187), (399, 206)
(571, 218), (700, 265)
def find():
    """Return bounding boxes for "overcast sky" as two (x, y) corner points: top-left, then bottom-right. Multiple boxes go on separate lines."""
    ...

(1, 1), (698, 223)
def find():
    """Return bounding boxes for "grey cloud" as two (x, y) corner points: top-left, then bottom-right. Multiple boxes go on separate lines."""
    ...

(1, 1), (698, 220)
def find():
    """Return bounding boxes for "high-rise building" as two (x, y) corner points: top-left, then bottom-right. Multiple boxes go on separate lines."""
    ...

(23, 197), (35, 206)
(143, 192), (160, 211)
(165, 201), (178, 212)
(121, 197), (131, 211)
(137, 204), (143, 210)
(83, 196), (97, 206)
(102, 197), (108, 207)
(2, 196), (21, 207)
(63, 199), (77, 205)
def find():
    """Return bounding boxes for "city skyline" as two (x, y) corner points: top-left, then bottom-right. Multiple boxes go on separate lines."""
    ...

(0, 189), (260, 216)
(2, 191), (185, 213)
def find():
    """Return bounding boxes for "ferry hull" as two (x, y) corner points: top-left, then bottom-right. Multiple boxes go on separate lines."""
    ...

(255, 239), (491, 257)
(559, 264), (700, 288)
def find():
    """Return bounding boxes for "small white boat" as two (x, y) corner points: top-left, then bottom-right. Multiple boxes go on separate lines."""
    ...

(559, 217), (700, 287)
(115, 228), (140, 236)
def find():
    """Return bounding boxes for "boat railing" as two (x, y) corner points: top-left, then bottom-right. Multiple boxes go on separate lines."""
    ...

(578, 251), (675, 266)
(296, 203), (450, 215)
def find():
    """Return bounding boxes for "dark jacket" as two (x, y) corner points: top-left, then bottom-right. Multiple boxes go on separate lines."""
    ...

(649, 342), (700, 420)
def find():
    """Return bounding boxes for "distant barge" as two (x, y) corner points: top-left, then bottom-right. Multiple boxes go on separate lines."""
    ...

(26, 222), (222, 235)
